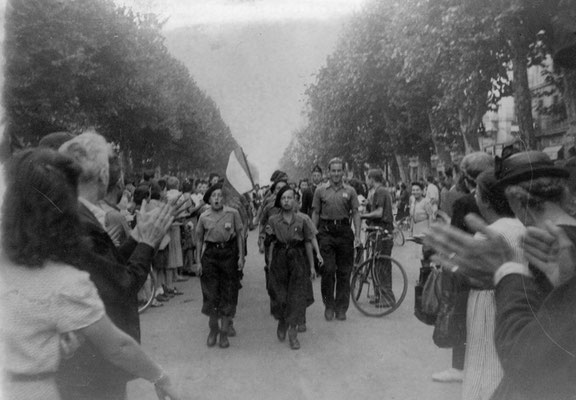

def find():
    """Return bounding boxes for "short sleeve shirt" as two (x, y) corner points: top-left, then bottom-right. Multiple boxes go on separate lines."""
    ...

(367, 185), (394, 230)
(0, 260), (104, 374)
(197, 205), (243, 243)
(312, 182), (359, 220)
(267, 212), (316, 243)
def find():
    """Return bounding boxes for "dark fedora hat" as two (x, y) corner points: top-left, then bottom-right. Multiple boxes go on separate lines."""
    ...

(203, 182), (223, 204)
(495, 150), (569, 186)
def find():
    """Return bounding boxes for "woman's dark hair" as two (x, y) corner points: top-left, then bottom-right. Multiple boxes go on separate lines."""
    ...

(348, 178), (366, 197)
(182, 179), (194, 193)
(2, 149), (84, 268)
(476, 169), (514, 217)
(411, 181), (425, 190)
(149, 180), (162, 200)
(133, 184), (151, 206)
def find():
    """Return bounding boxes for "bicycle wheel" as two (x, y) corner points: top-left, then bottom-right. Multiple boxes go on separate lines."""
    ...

(393, 228), (405, 246)
(138, 270), (157, 314)
(350, 255), (408, 317)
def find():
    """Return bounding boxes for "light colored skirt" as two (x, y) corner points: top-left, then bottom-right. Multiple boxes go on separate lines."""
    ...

(167, 225), (183, 269)
(462, 289), (503, 400)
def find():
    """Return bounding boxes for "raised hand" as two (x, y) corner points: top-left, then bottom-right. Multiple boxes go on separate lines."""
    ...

(523, 221), (576, 287)
(137, 200), (174, 248)
(425, 214), (514, 285)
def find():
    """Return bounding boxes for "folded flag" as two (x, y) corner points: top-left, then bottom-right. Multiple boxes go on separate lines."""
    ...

(225, 147), (259, 194)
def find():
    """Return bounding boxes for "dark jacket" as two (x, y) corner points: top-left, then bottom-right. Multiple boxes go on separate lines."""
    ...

(491, 226), (576, 400)
(57, 203), (154, 399)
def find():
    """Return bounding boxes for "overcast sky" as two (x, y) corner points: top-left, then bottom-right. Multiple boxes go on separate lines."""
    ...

(0, 0), (366, 182)
(117, 0), (366, 29)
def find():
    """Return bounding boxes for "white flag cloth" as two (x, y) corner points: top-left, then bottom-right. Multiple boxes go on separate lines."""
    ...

(225, 147), (259, 194)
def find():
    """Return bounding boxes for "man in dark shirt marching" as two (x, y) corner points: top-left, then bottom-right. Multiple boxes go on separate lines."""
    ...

(312, 158), (361, 321)
(361, 169), (396, 306)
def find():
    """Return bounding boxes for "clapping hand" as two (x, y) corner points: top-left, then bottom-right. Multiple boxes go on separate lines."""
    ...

(523, 221), (576, 287)
(137, 200), (174, 248)
(168, 193), (190, 220)
(425, 214), (515, 286)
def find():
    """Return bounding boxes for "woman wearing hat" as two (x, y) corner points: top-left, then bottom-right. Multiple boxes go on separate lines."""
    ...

(266, 186), (322, 350)
(196, 183), (245, 349)
(425, 150), (576, 400)
(461, 169), (526, 400)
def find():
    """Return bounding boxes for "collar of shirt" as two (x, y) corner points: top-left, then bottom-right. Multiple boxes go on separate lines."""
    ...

(78, 197), (106, 228)
(79, 197), (107, 229)
(278, 213), (296, 225)
(326, 181), (345, 192)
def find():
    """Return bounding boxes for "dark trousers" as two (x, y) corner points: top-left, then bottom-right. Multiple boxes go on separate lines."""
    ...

(269, 244), (313, 326)
(374, 236), (394, 301)
(318, 224), (354, 313)
(200, 243), (240, 317)
(452, 344), (465, 370)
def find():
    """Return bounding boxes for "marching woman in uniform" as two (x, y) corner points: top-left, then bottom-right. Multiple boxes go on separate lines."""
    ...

(267, 186), (322, 350)
(196, 183), (245, 349)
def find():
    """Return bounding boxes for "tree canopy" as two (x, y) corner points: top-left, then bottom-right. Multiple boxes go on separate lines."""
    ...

(2, 0), (237, 174)
(282, 0), (576, 181)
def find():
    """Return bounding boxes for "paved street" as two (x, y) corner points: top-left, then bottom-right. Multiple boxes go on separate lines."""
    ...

(128, 231), (462, 400)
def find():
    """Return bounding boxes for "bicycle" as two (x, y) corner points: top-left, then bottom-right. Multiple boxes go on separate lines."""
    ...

(138, 266), (157, 313)
(351, 226), (408, 317)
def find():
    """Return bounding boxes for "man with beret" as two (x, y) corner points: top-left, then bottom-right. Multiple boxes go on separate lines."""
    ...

(312, 158), (361, 321)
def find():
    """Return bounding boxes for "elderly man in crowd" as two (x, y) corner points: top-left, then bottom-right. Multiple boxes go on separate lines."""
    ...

(55, 131), (175, 400)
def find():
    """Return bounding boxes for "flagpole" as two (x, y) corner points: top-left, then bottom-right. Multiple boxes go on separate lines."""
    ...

(239, 147), (256, 191)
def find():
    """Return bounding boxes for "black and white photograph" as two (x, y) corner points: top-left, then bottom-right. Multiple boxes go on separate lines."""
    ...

(0, 0), (575, 399)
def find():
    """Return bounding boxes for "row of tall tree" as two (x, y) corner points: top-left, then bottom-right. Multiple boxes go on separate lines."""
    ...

(281, 0), (576, 181)
(2, 0), (237, 174)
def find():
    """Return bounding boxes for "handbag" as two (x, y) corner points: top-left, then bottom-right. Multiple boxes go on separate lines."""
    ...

(432, 268), (469, 348)
(414, 262), (438, 326)
(421, 266), (441, 316)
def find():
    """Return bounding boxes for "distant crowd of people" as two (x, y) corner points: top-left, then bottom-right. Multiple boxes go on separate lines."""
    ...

(2, 127), (576, 400)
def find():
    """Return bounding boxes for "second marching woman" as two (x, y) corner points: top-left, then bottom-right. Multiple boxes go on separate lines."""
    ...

(267, 186), (322, 350)
(196, 183), (245, 349)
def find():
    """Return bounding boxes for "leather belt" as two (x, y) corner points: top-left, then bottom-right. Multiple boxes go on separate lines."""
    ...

(205, 238), (235, 249)
(275, 241), (305, 250)
(320, 218), (349, 225)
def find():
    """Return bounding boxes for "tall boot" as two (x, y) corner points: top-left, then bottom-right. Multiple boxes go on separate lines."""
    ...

(227, 319), (237, 337)
(207, 315), (219, 347)
(219, 317), (230, 348)
(288, 325), (300, 350)
(277, 319), (287, 342)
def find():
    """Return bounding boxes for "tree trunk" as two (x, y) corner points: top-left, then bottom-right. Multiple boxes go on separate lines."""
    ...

(561, 69), (576, 147)
(394, 153), (408, 183)
(427, 112), (453, 167)
(458, 108), (481, 153)
(501, 0), (536, 149)
(511, 51), (536, 149)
